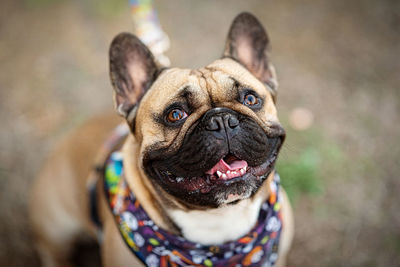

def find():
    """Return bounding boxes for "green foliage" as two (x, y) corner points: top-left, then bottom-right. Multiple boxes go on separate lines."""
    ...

(23, 0), (65, 8)
(23, 0), (126, 17)
(277, 148), (321, 202)
(276, 123), (344, 203)
(84, 0), (126, 18)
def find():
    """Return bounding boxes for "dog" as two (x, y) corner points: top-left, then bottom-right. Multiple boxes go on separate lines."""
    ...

(30, 12), (293, 267)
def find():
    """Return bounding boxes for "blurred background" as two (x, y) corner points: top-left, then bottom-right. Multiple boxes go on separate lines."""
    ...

(0, 0), (399, 266)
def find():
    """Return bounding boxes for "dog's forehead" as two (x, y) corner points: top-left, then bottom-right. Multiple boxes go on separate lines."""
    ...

(141, 68), (210, 112)
(204, 58), (269, 96)
(141, 58), (272, 113)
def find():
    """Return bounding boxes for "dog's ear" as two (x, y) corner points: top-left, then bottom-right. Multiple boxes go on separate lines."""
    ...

(224, 12), (278, 101)
(109, 32), (158, 119)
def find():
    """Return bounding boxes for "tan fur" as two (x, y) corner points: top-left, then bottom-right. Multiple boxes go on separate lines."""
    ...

(135, 58), (278, 155)
(123, 136), (174, 231)
(29, 113), (121, 265)
(30, 58), (293, 267)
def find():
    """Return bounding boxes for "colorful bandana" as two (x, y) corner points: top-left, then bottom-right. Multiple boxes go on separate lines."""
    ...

(104, 151), (283, 267)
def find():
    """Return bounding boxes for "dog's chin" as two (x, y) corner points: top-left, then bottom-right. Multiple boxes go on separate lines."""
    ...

(152, 144), (280, 208)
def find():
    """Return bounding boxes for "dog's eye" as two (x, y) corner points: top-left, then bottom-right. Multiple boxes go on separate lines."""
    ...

(243, 94), (259, 106)
(167, 109), (188, 123)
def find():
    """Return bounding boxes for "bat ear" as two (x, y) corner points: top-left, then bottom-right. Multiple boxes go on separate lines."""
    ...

(109, 32), (158, 118)
(224, 12), (278, 102)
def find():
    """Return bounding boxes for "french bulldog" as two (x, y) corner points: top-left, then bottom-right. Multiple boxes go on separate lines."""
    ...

(30, 12), (293, 267)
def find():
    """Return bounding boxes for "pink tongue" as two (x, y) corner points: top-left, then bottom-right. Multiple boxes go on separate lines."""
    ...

(206, 158), (248, 175)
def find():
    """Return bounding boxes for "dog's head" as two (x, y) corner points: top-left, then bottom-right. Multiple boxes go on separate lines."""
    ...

(109, 12), (285, 209)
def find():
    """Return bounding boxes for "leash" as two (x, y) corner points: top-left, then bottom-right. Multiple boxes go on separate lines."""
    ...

(129, 0), (171, 67)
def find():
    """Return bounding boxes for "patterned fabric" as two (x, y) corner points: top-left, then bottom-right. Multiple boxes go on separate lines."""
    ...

(129, 0), (170, 66)
(104, 151), (283, 267)
(129, 0), (161, 40)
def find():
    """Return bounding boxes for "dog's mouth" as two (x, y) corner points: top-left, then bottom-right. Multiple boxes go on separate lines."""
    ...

(206, 154), (248, 180)
(144, 116), (285, 207)
(158, 148), (279, 195)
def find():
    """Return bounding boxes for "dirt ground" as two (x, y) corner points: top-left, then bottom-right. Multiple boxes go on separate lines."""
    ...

(0, 0), (399, 266)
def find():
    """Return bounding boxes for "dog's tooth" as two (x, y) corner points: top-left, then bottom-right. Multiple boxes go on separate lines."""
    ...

(222, 173), (227, 179)
(227, 170), (231, 175)
(240, 169), (245, 175)
(216, 171), (222, 177)
(244, 166), (247, 171)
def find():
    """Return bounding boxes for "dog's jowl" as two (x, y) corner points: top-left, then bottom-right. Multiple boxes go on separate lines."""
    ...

(30, 12), (294, 267)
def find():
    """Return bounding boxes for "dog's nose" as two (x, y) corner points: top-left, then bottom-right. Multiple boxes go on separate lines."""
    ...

(203, 108), (239, 137)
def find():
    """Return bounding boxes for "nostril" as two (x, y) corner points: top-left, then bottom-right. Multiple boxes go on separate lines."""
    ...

(227, 116), (239, 128)
(206, 117), (222, 131)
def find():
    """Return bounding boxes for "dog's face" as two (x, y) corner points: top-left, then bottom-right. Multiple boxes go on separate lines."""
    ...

(109, 13), (285, 209)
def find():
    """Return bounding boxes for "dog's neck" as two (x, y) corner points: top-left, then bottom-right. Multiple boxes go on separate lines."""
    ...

(123, 136), (174, 231)
(166, 193), (266, 245)
(123, 136), (272, 245)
